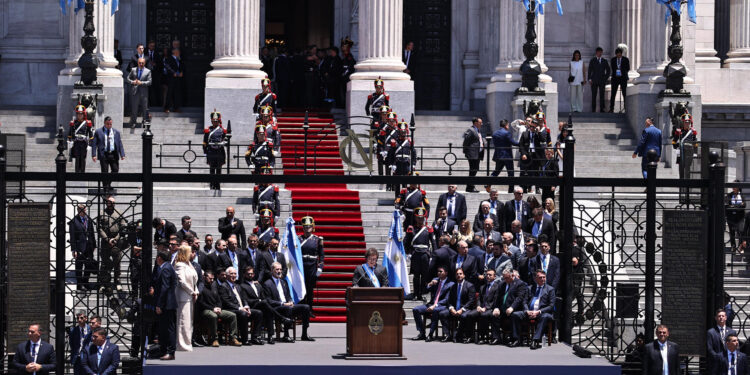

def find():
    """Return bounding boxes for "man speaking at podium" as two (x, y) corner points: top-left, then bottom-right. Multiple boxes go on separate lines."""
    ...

(352, 248), (389, 287)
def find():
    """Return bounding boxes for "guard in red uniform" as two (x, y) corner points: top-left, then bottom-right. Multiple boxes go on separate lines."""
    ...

(395, 182), (430, 229)
(253, 209), (279, 244)
(364, 77), (390, 127)
(245, 124), (275, 174)
(68, 104), (94, 173)
(253, 76), (278, 115)
(671, 113), (698, 179)
(252, 167), (280, 218)
(254, 105), (281, 154)
(202, 109), (227, 190)
(386, 122), (418, 195)
(403, 207), (436, 301)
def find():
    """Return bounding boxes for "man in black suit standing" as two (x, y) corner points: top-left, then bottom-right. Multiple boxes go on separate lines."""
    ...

(438, 268), (476, 342)
(153, 252), (178, 360)
(263, 262), (315, 341)
(450, 241), (480, 286)
(403, 41), (416, 77)
(146, 40), (161, 106)
(463, 118), (485, 193)
(81, 327), (120, 375)
(609, 47), (630, 113)
(510, 270), (555, 349)
(708, 309), (738, 372)
(534, 239), (560, 289)
(433, 207), (457, 239)
(527, 208), (556, 253)
(272, 47), (292, 109)
(91, 117), (125, 192)
(352, 248), (389, 287)
(643, 325), (680, 375)
(716, 334), (748, 375)
(152, 217), (177, 245)
(504, 187), (530, 233)
(68, 312), (89, 375)
(12, 324), (56, 375)
(435, 185), (467, 224)
(70, 204), (97, 291)
(473, 203), (501, 234)
(587, 47), (610, 113)
(256, 239), (287, 283)
(218, 236), (250, 277)
(218, 206), (247, 250)
(164, 47), (184, 113)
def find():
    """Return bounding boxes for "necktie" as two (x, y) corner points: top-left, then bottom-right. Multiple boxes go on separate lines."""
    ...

(457, 256), (464, 269)
(138, 69), (142, 80)
(433, 280), (443, 307)
(456, 283), (462, 310)
(503, 284), (509, 305)
(485, 282), (493, 302)
(530, 286), (541, 311)
(530, 133), (535, 151)
(721, 327), (725, 343)
(275, 279), (287, 303)
(542, 255), (548, 272)
(230, 251), (238, 271)
(82, 216), (87, 228)
(81, 327), (85, 340)
(447, 196), (454, 216)
(490, 201), (496, 215)
(31, 343), (37, 362)
(516, 201), (521, 221)
(97, 346), (102, 367)
(106, 129), (111, 152)
(232, 284), (243, 307)
(533, 221), (540, 237)
(730, 352), (736, 375)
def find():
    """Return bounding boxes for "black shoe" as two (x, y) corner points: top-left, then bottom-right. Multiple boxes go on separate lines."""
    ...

(267, 337), (275, 345)
(530, 340), (541, 350)
(425, 336), (434, 342)
(249, 338), (265, 345)
(310, 313), (317, 319)
(508, 339), (520, 347)
(477, 339), (487, 345)
(411, 334), (426, 341)
(301, 335), (315, 342)
(440, 336), (451, 342)
(490, 339), (501, 345)
(281, 336), (295, 343)
(463, 337), (474, 344)
(191, 339), (204, 348)
(282, 318), (294, 326)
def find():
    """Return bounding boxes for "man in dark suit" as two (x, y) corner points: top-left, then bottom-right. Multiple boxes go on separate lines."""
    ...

(632, 117), (662, 179)
(463, 118), (485, 193)
(435, 185), (467, 224)
(491, 270), (528, 344)
(126, 43), (149, 71)
(152, 217), (176, 245)
(240, 266), (292, 344)
(403, 41), (416, 77)
(263, 262), (315, 341)
(527, 208), (556, 253)
(540, 148), (559, 203)
(715, 334), (748, 375)
(504, 187), (531, 233)
(450, 241), (479, 285)
(352, 248), (389, 287)
(153, 252), (177, 359)
(256, 240), (287, 283)
(433, 207), (457, 239)
(438, 268), (476, 342)
(429, 235), (457, 278)
(68, 312), (89, 375)
(534, 239), (560, 289)
(218, 237), (251, 276)
(146, 40), (161, 106)
(411, 266), (454, 341)
(491, 120), (519, 192)
(465, 269), (501, 344)
(164, 47), (184, 113)
(518, 238), (538, 284)
(587, 47), (610, 112)
(70, 204), (97, 290)
(12, 324), (56, 375)
(708, 309), (738, 372)
(91, 117), (125, 192)
(478, 188), (504, 218)
(642, 325), (680, 375)
(218, 266), (264, 345)
(81, 328), (119, 375)
(175, 216), (197, 243)
(196, 271), (241, 347)
(510, 270), (555, 349)
(473, 203), (502, 234)
(218, 206), (247, 250)
(609, 47), (630, 113)
(272, 48), (291, 108)
(126, 57), (152, 127)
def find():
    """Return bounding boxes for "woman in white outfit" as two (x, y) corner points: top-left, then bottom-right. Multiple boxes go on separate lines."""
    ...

(174, 244), (198, 351)
(569, 50), (586, 112)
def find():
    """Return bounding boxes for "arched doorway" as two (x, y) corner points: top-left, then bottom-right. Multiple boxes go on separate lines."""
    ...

(264, 0), (334, 51)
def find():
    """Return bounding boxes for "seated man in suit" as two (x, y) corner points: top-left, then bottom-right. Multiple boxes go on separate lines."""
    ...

(510, 270), (555, 349)
(263, 262), (315, 342)
(707, 308), (737, 372)
(196, 271), (241, 347)
(535, 239), (560, 289)
(81, 328), (119, 375)
(716, 334), (748, 375)
(218, 267), (264, 345)
(465, 269), (501, 344)
(491, 269), (528, 344)
(12, 324), (56, 375)
(642, 325), (680, 375)
(438, 268), (476, 343)
(352, 248), (389, 287)
(411, 266), (454, 341)
(240, 266), (292, 344)
(527, 208), (556, 253)
(450, 241), (479, 286)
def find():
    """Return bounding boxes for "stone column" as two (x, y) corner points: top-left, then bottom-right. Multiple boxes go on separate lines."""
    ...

(471, 0), (498, 111)
(94, 1), (122, 78)
(635, 0), (669, 83)
(347, 0), (414, 123)
(725, 0), (750, 65)
(613, 0), (642, 80)
(695, 0), (720, 65)
(61, 2), (85, 76)
(205, 0), (266, 139)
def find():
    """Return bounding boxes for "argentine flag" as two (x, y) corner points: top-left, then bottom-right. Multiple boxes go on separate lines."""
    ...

(281, 217), (306, 303)
(382, 210), (411, 295)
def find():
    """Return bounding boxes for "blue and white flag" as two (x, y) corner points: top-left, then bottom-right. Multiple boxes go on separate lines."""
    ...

(382, 210), (411, 295)
(281, 217), (306, 303)
(656, 0), (696, 23)
(515, 0), (564, 16)
(60, 0), (118, 16)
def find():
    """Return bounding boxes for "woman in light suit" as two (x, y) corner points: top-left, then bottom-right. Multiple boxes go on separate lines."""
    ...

(174, 244), (198, 351)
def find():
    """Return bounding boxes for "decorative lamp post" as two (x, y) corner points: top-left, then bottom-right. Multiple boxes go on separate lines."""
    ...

(657, 0), (697, 96)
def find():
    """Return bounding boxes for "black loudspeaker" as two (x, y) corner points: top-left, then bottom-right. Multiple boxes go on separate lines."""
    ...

(616, 283), (640, 319)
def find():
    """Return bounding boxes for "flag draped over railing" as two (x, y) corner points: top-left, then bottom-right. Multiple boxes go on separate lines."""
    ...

(656, 0), (697, 23)
(515, 0), (564, 16)
(281, 217), (306, 303)
(60, 0), (119, 16)
(382, 210), (411, 295)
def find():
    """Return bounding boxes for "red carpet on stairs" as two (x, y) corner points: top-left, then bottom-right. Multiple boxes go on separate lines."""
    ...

(278, 110), (366, 323)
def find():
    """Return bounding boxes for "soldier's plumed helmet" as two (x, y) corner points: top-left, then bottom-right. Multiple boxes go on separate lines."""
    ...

(261, 77), (271, 87)
(210, 110), (221, 122)
(301, 216), (315, 227)
(255, 124), (267, 134)
(260, 166), (273, 175)
(414, 207), (427, 218)
(387, 112), (398, 121)
(397, 121), (409, 136)
(75, 104), (86, 114)
(379, 105), (390, 113)
(260, 209), (273, 219)
(374, 77), (384, 87)
(260, 105), (274, 116)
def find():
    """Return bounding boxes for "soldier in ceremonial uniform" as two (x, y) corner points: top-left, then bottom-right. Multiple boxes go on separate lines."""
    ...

(253, 77), (278, 115)
(395, 182), (430, 229)
(364, 77), (390, 126)
(252, 167), (281, 219)
(202, 109), (227, 190)
(254, 105), (282, 154)
(68, 104), (94, 173)
(299, 216), (324, 312)
(404, 207), (436, 301)
(386, 122), (418, 195)
(254, 209), (280, 244)
(671, 113), (698, 179)
(245, 124), (275, 174)
(374, 107), (395, 178)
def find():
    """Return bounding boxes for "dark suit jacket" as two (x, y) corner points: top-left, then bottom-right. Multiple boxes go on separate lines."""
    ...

(12, 340), (56, 375)
(164, 55), (185, 78)
(531, 253), (560, 289)
(155, 262), (178, 310)
(175, 229), (197, 242)
(81, 341), (120, 375)
(478, 281), (501, 309)
(492, 127), (519, 161)
(256, 250), (287, 283)
(727, 192), (746, 224)
(526, 218), (556, 252)
(430, 245), (457, 277)
(262, 277), (294, 307)
(449, 254), (479, 285)
(497, 278), (528, 311)
(68, 324), (90, 363)
(610, 56), (630, 81)
(523, 283), (555, 314)
(218, 281), (248, 310)
(69, 215), (96, 255)
(425, 277), (454, 306)
(707, 326), (738, 369)
(127, 53), (151, 71)
(92, 127), (125, 159)
(463, 126), (485, 160)
(503, 199), (530, 232)
(587, 56), (610, 84)
(447, 280), (476, 311)
(432, 218), (457, 239)
(473, 213), (501, 233)
(154, 220), (176, 244)
(642, 340), (680, 375)
(218, 217), (247, 249)
(197, 281), (223, 311)
(218, 249), (251, 275)
(403, 49), (416, 75)
(634, 126), (663, 159)
(240, 279), (267, 306)
(715, 350), (749, 375)
(435, 193), (467, 223)
(352, 264), (390, 287)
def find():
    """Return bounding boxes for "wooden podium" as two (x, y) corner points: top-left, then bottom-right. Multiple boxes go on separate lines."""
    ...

(345, 287), (406, 359)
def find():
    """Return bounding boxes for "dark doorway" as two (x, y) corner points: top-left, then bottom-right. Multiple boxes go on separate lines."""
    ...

(403, 0), (451, 110)
(265, 0), (333, 50)
(147, 0), (215, 106)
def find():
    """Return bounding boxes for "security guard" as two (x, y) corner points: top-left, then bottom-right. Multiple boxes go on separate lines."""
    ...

(672, 112), (698, 179)
(253, 209), (279, 243)
(202, 109), (227, 190)
(254, 105), (282, 154)
(364, 77), (390, 126)
(371, 104), (391, 135)
(374, 107), (395, 178)
(299, 216), (324, 311)
(245, 124), (275, 174)
(252, 167), (280, 218)
(253, 77), (278, 115)
(395, 182), (429, 229)
(68, 104), (94, 173)
(385, 122), (417, 195)
(403, 207), (435, 301)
